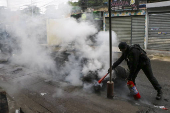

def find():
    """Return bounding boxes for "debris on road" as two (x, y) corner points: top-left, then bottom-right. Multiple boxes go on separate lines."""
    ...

(154, 105), (168, 110)
(40, 93), (47, 96)
(164, 99), (169, 102)
(12, 68), (23, 74)
(15, 107), (24, 113)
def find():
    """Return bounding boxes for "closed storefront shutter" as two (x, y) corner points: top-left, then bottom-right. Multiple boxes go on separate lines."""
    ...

(105, 17), (131, 45)
(148, 12), (170, 51)
(132, 16), (145, 49)
(105, 16), (145, 47)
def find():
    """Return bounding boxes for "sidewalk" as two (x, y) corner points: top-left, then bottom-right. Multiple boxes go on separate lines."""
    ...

(146, 50), (170, 62)
(146, 50), (170, 57)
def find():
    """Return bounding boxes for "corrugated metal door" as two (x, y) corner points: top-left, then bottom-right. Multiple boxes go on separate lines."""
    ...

(105, 17), (131, 44)
(132, 16), (145, 48)
(148, 12), (170, 51)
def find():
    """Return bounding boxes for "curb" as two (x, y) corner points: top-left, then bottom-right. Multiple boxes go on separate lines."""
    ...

(146, 50), (170, 57)
(0, 88), (9, 113)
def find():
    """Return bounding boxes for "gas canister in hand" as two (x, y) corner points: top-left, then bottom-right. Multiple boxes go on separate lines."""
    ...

(127, 81), (141, 99)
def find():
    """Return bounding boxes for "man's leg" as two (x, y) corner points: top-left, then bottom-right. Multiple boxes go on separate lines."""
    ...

(131, 67), (141, 85)
(142, 60), (162, 100)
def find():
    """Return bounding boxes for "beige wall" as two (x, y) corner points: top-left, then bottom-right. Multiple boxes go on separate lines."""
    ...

(46, 19), (62, 46)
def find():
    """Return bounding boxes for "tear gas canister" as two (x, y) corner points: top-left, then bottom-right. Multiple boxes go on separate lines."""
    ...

(127, 81), (141, 99)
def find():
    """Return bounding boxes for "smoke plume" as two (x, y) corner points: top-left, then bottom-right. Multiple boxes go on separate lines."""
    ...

(0, 1), (119, 88)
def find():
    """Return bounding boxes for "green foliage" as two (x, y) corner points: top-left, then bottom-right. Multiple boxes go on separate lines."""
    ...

(69, 0), (108, 12)
(68, 1), (80, 6)
(103, 0), (108, 2)
(69, 0), (108, 7)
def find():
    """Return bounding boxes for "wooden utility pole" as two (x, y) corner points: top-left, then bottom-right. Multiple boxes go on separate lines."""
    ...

(107, 0), (114, 99)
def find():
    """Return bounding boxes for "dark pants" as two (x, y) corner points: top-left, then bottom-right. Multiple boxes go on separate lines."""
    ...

(131, 59), (162, 91)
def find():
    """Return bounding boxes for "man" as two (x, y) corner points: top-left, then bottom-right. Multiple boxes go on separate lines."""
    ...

(108, 42), (162, 100)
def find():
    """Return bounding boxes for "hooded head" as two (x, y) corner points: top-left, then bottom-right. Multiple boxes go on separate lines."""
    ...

(118, 42), (127, 52)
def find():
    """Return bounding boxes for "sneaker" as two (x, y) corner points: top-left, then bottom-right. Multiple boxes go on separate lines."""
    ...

(156, 90), (163, 100)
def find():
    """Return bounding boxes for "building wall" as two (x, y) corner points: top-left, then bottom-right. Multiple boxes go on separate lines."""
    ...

(104, 10), (146, 48)
(46, 19), (62, 46)
(104, 10), (146, 17)
(103, 10), (146, 33)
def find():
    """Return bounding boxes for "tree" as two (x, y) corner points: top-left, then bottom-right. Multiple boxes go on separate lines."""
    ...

(69, 0), (108, 11)
(68, 1), (80, 6)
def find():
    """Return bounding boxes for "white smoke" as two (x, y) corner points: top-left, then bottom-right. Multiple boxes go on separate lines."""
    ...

(8, 16), (55, 72)
(46, 14), (118, 85)
(52, 88), (64, 98)
(0, 1), (119, 87)
(56, 18), (118, 85)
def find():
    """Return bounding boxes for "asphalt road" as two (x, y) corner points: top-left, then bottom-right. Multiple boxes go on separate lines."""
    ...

(0, 58), (170, 113)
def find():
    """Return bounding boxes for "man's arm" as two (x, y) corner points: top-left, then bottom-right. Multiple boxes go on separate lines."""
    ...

(112, 53), (125, 69)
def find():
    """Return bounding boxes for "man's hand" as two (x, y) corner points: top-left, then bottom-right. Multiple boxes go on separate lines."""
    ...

(108, 68), (111, 73)
(108, 66), (114, 73)
(125, 77), (132, 81)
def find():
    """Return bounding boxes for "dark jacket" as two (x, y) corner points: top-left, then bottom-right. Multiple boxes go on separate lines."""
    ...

(112, 45), (148, 79)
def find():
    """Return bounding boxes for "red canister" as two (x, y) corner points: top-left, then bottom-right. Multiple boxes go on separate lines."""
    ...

(127, 81), (141, 99)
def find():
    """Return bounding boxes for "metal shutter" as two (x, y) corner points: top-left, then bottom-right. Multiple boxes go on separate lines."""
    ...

(148, 12), (170, 51)
(132, 16), (145, 49)
(105, 17), (131, 44)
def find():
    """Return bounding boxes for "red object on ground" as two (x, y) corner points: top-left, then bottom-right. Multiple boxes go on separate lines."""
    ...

(162, 107), (168, 110)
(127, 81), (141, 99)
(98, 73), (109, 84)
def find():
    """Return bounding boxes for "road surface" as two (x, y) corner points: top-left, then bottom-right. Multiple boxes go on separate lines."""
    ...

(0, 56), (169, 113)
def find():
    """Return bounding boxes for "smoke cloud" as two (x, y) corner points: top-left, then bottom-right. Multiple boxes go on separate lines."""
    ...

(0, 1), (119, 90)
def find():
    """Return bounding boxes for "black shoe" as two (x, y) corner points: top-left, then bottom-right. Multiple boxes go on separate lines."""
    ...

(156, 90), (163, 100)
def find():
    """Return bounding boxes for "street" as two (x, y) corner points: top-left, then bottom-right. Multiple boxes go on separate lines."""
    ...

(0, 0), (170, 113)
(0, 55), (169, 113)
